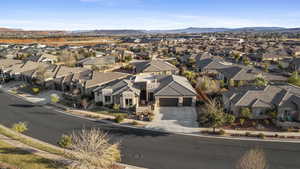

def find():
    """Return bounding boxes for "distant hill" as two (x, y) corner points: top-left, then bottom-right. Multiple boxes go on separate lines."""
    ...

(73, 29), (145, 35)
(0, 27), (23, 32)
(73, 27), (300, 35)
(0, 26), (300, 36)
(147, 27), (289, 34)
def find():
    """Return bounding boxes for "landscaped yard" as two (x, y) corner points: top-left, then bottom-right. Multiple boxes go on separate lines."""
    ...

(0, 126), (64, 156)
(0, 141), (65, 169)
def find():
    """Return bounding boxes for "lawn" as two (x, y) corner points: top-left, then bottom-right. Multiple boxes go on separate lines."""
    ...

(0, 141), (66, 169)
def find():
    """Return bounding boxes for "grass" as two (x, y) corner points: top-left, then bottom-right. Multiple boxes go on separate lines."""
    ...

(0, 125), (64, 156)
(0, 140), (66, 169)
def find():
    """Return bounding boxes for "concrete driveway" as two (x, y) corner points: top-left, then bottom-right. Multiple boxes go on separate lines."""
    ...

(146, 107), (199, 133)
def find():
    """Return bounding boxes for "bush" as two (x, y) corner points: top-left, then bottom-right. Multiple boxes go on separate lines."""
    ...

(69, 128), (121, 169)
(245, 132), (251, 137)
(240, 118), (245, 126)
(218, 129), (226, 135)
(50, 93), (60, 103)
(225, 114), (236, 125)
(264, 119), (270, 125)
(32, 87), (40, 94)
(113, 104), (120, 112)
(258, 133), (265, 139)
(58, 134), (72, 148)
(11, 122), (28, 133)
(148, 115), (155, 121)
(115, 115), (125, 123)
(131, 121), (139, 126)
(240, 108), (252, 119)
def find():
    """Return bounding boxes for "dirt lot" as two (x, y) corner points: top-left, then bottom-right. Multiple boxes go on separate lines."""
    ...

(0, 36), (120, 46)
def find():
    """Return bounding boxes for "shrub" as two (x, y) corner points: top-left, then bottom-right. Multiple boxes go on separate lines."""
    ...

(240, 108), (252, 119)
(50, 93), (60, 103)
(225, 114), (236, 125)
(148, 115), (155, 121)
(264, 119), (270, 125)
(58, 134), (72, 148)
(245, 132), (251, 137)
(11, 122), (28, 133)
(32, 87), (40, 94)
(68, 128), (121, 169)
(240, 118), (245, 126)
(258, 133), (265, 139)
(252, 121), (257, 127)
(131, 121), (139, 126)
(113, 104), (120, 112)
(115, 115), (124, 123)
(218, 129), (226, 135)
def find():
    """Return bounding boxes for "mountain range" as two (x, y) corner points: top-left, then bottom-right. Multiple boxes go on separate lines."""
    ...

(1, 27), (300, 35)
(73, 27), (300, 35)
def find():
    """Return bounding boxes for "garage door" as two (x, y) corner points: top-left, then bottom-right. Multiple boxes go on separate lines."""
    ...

(183, 98), (193, 106)
(159, 98), (178, 106)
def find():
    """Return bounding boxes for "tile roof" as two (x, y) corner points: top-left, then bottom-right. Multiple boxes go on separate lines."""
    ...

(135, 60), (178, 73)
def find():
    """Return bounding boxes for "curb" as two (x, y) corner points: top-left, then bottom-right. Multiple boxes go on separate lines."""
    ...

(3, 87), (300, 144)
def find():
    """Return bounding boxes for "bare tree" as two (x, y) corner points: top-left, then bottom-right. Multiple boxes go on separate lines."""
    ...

(236, 148), (268, 169)
(68, 128), (121, 169)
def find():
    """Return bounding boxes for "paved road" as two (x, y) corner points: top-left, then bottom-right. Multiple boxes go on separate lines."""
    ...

(0, 92), (300, 169)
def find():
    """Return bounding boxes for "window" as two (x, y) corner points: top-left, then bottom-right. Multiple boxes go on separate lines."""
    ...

(104, 96), (111, 103)
(125, 98), (133, 106)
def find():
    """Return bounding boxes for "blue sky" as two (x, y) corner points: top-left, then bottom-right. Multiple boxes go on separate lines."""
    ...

(1, 0), (300, 30)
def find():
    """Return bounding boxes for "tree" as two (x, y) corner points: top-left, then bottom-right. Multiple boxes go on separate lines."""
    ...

(187, 57), (196, 68)
(196, 76), (220, 94)
(68, 128), (120, 169)
(233, 53), (241, 63)
(242, 57), (250, 65)
(12, 122), (28, 134)
(183, 71), (197, 81)
(288, 71), (300, 87)
(199, 99), (226, 133)
(236, 148), (268, 169)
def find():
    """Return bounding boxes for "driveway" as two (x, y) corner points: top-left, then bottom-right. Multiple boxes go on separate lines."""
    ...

(146, 107), (199, 133)
(1, 92), (300, 169)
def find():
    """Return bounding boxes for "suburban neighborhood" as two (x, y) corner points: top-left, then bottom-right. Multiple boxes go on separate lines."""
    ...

(1, 1), (300, 169)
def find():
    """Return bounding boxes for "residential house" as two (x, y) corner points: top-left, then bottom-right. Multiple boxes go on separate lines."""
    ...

(133, 60), (179, 75)
(93, 74), (197, 110)
(222, 84), (300, 121)
(77, 56), (116, 70)
(217, 66), (288, 85)
(83, 71), (129, 95)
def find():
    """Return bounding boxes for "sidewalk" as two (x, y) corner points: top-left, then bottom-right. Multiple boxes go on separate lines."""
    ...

(0, 125), (146, 169)
(0, 134), (71, 165)
(2, 82), (300, 141)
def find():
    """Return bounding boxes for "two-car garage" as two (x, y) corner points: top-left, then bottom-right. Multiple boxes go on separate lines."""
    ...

(158, 97), (194, 107)
(159, 98), (179, 106)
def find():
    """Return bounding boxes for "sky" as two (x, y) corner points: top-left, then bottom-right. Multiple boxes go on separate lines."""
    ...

(1, 0), (300, 30)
